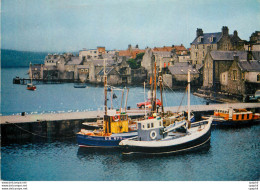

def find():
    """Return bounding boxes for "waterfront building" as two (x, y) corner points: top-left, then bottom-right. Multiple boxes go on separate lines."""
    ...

(190, 26), (245, 65)
(203, 50), (247, 91)
(222, 55), (260, 96)
(168, 62), (201, 86)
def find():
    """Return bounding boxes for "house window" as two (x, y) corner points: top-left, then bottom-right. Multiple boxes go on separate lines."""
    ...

(257, 74), (260, 81)
(223, 74), (225, 81)
(232, 70), (238, 80)
(203, 52), (205, 57)
(242, 72), (245, 80)
(195, 52), (198, 58)
(203, 45), (205, 49)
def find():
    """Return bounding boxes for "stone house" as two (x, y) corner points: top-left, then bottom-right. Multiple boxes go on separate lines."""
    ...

(30, 64), (43, 79)
(245, 31), (260, 51)
(190, 26), (245, 65)
(203, 50), (247, 91)
(97, 67), (122, 85)
(221, 56), (260, 96)
(168, 62), (200, 86)
(77, 65), (90, 82)
(87, 59), (115, 83)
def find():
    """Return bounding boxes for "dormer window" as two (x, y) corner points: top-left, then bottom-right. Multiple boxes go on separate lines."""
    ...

(210, 36), (215, 43)
(197, 36), (203, 43)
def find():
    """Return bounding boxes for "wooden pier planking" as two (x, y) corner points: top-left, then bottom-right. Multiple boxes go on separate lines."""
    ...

(1, 103), (259, 125)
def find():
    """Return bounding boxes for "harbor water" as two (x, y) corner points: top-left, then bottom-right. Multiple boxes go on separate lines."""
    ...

(1, 67), (260, 181)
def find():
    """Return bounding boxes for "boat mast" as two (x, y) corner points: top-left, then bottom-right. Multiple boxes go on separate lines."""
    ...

(144, 82), (147, 118)
(124, 88), (129, 112)
(30, 62), (32, 84)
(153, 59), (157, 113)
(104, 59), (108, 116)
(159, 57), (164, 116)
(188, 70), (191, 122)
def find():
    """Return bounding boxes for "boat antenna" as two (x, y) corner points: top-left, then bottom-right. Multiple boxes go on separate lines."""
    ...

(159, 57), (164, 117)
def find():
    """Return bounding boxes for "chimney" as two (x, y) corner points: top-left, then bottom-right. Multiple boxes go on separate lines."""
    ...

(233, 55), (239, 63)
(233, 30), (238, 37)
(128, 44), (132, 50)
(222, 26), (229, 36)
(196, 28), (203, 37)
(135, 44), (139, 49)
(247, 51), (253, 61)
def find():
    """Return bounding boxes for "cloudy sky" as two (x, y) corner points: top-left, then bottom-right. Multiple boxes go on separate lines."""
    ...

(1, 0), (260, 52)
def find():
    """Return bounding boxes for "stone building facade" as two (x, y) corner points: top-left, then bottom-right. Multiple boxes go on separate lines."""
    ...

(190, 26), (245, 65)
(203, 50), (247, 91)
(223, 56), (260, 95)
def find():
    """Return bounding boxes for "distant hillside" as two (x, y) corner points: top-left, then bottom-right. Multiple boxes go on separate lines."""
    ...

(1, 49), (48, 68)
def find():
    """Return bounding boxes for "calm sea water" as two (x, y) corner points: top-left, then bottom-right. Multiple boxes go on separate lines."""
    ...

(1, 67), (260, 181)
(1, 67), (209, 116)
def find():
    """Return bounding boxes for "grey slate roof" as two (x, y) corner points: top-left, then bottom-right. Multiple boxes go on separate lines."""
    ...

(210, 51), (247, 61)
(168, 63), (199, 75)
(97, 67), (116, 76)
(252, 51), (260, 61)
(66, 57), (82, 65)
(238, 60), (260, 72)
(90, 59), (116, 67)
(191, 32), (222, 45)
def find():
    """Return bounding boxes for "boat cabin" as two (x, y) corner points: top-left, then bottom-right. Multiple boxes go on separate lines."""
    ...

(214, 108), (253, 121)
(103, 110), (129, 134)
(137, 117), (164, 141)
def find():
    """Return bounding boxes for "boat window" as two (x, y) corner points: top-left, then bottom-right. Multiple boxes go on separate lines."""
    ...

(159, 121), (162, 126)
(236, 115), (239, 120)
(138, 123), (141, 128)
(151, 123), (154, 128)
(147, 123), (150, 128)
(142, 125), (145, 129)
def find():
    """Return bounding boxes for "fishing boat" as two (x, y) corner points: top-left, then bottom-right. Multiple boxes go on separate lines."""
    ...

(76, 59), (137, 147)
(119, 70), (213, 155)
(202, 108), (260, 126)
(27, 62), (36, 91)
(74, 83), (87, 88)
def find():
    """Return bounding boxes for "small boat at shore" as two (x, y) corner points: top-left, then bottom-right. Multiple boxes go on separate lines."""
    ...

(74, 83), (87, 88)
(27, 62), (36, 91)
(27, 83), (36, 91)
(202, 108), (260, 126)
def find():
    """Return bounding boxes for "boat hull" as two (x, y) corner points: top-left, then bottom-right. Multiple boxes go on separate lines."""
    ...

(120, 122), (211, 155)
(27, 86), (36, 91)
(76, 132), (137, 147)
(202, 116), (260, 126)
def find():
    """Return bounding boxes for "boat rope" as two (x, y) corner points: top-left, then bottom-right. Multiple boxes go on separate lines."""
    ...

(5, 121), (76, 140)
(177, 86), (188, 113)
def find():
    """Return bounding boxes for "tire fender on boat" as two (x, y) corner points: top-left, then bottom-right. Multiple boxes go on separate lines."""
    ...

(113, 115), (119, 122)
(150, 130), (157, 140)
